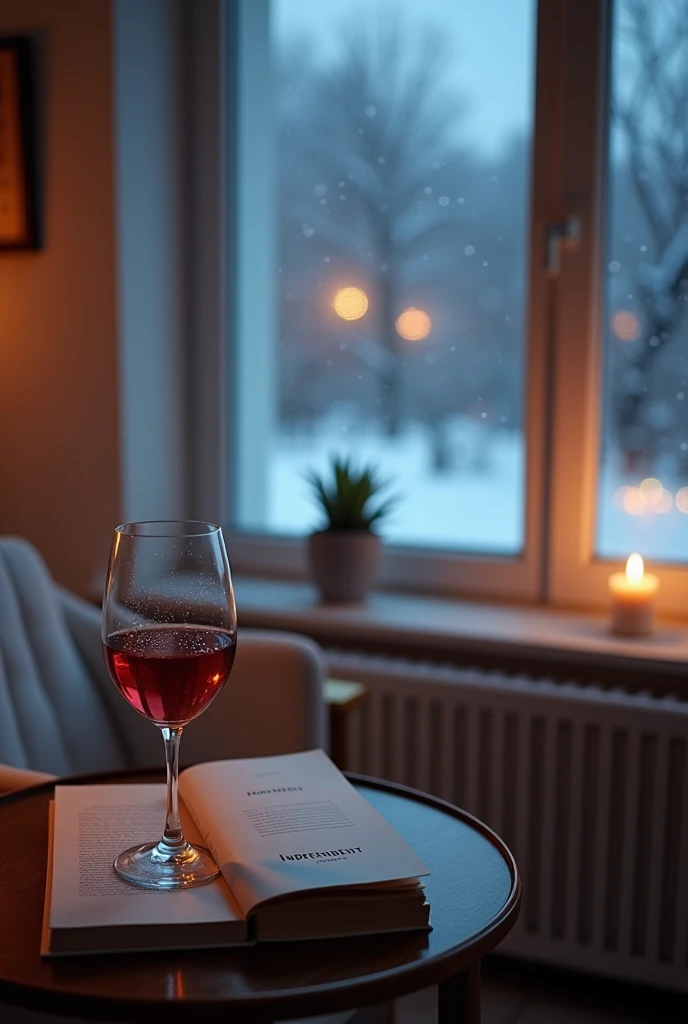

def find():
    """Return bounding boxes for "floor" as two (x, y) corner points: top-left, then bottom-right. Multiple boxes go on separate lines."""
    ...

(478, 958), (688, 1024)
(352, 956), (688, 1023)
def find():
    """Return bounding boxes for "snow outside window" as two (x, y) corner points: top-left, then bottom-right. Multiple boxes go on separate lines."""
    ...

(234, 0), (536, 556)
(597, 0), (688, 563)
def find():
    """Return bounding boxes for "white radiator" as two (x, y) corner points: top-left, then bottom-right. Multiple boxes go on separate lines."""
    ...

(327, 651), (688, 994)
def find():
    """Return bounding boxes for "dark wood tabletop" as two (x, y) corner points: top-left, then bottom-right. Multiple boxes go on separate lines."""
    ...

(0, 768), (520, 1023)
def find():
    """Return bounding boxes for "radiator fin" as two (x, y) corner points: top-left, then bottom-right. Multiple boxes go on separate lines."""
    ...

(551, 720), (572, 940)
(659, 738), (685, 963)
(577, 725), (600, 946)
(604, 728), (627, 952)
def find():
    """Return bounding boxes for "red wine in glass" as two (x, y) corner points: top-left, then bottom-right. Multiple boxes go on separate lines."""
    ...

(105, 625), (236, 726)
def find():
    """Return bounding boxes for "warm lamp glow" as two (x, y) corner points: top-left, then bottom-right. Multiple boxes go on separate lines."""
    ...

(626, 553), (644, 584)
(333, 287), (368, 321)
(639, 477), (663, 501)
(611, 310), (640, 342)
(676, 487), (688, 513)
(395, 307), (431, 341)
(621, 487), (646, 515)
(618, 480), (673, 515)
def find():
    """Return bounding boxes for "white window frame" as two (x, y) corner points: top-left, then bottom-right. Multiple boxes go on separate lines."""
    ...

(547, 0), (688, 618)
(222, 0), (557, 601)
(184, 0), (688, 614)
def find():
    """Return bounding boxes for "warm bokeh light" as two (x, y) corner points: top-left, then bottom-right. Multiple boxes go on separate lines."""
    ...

(676, 487), (688, 514)
(626, 552), (644, 584)
(612, 310), (641, 342)
(333, 287), (368, 321)
(639, 477), (663, 501)
(613, 486), (629, 510)
(654, 489), (673, 514)
(622, 487), (647, 515)
(638, 477), (672, 513)
(395, 307), (431, 341)
(619, 480), (673, 515)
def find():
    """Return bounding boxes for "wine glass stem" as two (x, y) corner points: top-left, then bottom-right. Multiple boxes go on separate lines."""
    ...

(161, 726), (184, 849)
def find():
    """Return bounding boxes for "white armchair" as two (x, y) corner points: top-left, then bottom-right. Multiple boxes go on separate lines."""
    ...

(0, 536), (328, 791)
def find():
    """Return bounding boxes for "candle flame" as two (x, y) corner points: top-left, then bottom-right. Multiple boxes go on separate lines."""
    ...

(626, 553), (644, 584)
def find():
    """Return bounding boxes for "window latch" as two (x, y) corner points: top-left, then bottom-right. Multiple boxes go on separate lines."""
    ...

(545, 215), (581, 277)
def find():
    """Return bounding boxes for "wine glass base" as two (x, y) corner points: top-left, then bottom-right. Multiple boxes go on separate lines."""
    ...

(114, 840), (220, 890)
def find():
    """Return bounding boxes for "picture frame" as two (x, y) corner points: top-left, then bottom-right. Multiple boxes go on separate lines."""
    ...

(0, 37), (39, 250)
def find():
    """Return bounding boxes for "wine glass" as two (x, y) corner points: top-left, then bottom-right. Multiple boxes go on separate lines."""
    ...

(102, 521), (237, 890)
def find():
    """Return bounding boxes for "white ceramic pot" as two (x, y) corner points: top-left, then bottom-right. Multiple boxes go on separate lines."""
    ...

(308, 531), (382, 603)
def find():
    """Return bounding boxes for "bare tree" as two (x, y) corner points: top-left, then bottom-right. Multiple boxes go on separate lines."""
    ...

(614, 0), (688, 470)
(279, 15), (466, 435)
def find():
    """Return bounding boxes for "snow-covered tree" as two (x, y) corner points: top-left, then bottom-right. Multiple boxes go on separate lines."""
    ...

(278, 15), (467, 435)
(613, 0), (688, 470)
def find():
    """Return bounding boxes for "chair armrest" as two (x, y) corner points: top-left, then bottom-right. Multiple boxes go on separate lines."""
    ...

(56, 585), (328, 767)
(181, 629), (329, 765)
(0, 763), (56, 795)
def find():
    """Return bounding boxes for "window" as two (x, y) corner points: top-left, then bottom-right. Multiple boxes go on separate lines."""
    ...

(227, 0), (688, 614)
(597, 0), (688, 564)
(234, 0), (535, 557)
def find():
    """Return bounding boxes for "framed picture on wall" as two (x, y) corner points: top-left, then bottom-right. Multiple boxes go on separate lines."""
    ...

(0, 37), (39, 250)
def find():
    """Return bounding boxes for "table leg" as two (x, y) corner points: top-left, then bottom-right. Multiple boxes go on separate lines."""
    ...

(438, 961), (481, 1023)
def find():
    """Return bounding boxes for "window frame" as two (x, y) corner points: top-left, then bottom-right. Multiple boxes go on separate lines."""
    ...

(546, 0), (688, 617)
(223, 0), (560, 601)
(193, 0), (688, 614)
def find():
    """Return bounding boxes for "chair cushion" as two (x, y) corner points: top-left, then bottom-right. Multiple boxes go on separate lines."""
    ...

(0, 538), (128, 775)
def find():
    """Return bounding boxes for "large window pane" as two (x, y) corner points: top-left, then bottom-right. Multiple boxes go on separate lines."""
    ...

(597, 0), (688, 562)
(236, 0), (535, 554)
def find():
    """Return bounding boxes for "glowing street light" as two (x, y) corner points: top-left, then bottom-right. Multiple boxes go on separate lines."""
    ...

(395, 307), (431, 341)
(333, 287), (368, 321)
(611, 310), (640, 342)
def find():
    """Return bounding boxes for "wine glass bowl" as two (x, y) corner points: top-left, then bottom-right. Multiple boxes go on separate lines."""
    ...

(102, 521), (237, 890)
(104, 624), (236, 727)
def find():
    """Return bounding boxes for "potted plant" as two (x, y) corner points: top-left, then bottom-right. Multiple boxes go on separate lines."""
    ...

(306, 457), (396, 603)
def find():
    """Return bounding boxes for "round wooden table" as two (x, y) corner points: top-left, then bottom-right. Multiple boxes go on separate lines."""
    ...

(0, 769), (520, 1023)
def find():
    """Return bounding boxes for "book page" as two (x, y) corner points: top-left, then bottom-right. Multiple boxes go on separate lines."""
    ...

(49, 784), (244, 934)
(179, 749), (429, 914)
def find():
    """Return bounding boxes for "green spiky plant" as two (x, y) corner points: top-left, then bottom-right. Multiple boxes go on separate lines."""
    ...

(307, 457), (397, 533)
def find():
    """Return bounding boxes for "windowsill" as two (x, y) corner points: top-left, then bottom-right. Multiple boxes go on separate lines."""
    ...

(235, 576), (688, 691)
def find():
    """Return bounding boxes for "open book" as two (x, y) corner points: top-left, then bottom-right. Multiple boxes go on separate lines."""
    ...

(42, 749), (430, 956)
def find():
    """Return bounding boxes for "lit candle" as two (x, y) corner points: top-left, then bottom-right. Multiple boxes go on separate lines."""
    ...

(608, 553), (659, 637)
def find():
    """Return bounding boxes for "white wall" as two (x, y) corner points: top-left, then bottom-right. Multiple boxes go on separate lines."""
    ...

(0, 0), (121, 598)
